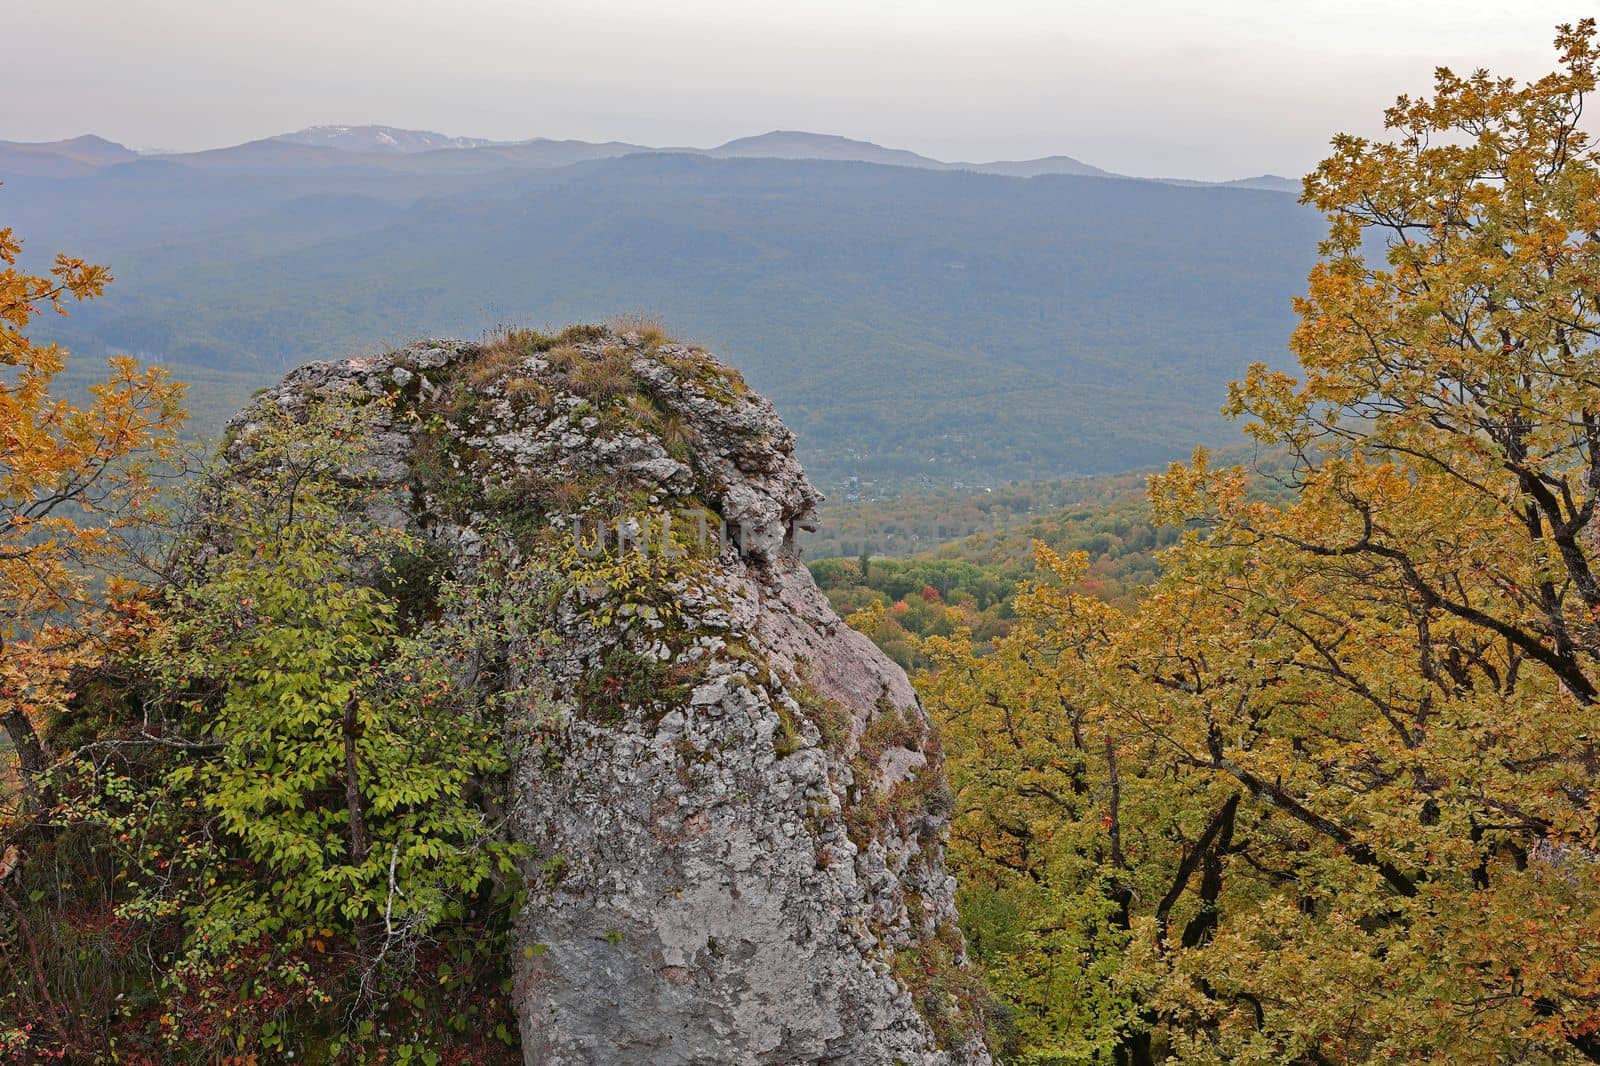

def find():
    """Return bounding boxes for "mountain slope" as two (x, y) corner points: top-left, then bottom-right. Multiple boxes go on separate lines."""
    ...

(963, 155), (1111, 178)
(274, 124), (498, 153)
(707, 130), (947, 169)
(0, 134), (139, 176)
(397, 137), (649, 173)
(1, 125), (1301, 191)
(157, 136), (651, 176)
(13, 152), (1322, 489)
(706, 134), (1116, 180)
(1222, 173), (1302, 192)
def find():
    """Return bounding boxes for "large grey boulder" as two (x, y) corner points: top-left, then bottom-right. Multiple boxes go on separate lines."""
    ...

(229, 328), (993, 1065)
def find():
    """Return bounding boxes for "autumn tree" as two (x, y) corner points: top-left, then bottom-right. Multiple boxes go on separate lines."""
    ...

(932, 21), (1600, 1063)
(0, 217), (185, 794)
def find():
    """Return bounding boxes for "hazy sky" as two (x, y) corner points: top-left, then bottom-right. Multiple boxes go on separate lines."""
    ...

(7, 1), (1590, 179)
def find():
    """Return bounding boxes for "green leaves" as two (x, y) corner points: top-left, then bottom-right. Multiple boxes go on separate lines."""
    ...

(79, 399), (528, 1054)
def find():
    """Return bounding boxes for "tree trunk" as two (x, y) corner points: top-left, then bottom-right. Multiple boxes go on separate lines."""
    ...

(342, 695), (369, 865)
(1180, 793), (1238, 949)
(2, 707), (52, 804)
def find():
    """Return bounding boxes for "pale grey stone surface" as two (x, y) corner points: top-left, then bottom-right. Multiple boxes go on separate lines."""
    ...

(226, 331), (992, 1066)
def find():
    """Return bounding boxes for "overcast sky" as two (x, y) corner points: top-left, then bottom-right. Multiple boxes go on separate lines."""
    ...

(6, 1), (1590, 180)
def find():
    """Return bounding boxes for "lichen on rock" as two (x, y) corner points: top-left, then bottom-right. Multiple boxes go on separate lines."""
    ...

(226, 326), (993, 1065)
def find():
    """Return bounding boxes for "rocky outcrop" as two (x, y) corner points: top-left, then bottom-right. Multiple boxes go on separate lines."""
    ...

(229, 327), (992, 1065)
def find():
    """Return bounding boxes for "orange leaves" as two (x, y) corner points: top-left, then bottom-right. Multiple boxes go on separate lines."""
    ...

(1289, 20), (1600, 470)
(929, 25), (1600, 1059)
(1222, 363), (1306, 446)
(0, 230), (110, 358)
(48, 252), (111, 305)
(0, 215), (186, 781)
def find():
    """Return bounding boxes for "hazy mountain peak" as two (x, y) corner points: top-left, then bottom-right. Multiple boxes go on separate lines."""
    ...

(719, 129), (885, 149)
(57, 133), (133, 154)
(274, 124), (500, 154)
(1220, 173), (1302, 192)
(703, 131), (1125, 181)
(707, 130), (945, 168)
(0, 133), (137, 161)
(0, 133), (140, 175)
(963, 154), (1112, 179)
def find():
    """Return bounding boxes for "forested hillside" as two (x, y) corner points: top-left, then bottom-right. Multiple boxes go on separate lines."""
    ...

(808, 470), (1165, 667)
(805, 468), (1158, 559)
(805, 447), (1293, 667)
(12, 15), (1600, 1066)
(5, 153), (1322, 490)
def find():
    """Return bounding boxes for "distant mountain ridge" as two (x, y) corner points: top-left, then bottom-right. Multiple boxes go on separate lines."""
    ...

(708, 130), (944, 168)
(9, 146), (1323, 491)
(967, 155), (1110, 178)
(0, 125), (1291, 189)
(1222, 173), (1301, 192)
(0, 133), (139, 176)
(707, 130), (1112, 179)
(274, 124), (499, 153)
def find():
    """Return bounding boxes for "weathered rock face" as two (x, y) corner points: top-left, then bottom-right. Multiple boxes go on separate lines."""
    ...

(229, 328), (992, 1065)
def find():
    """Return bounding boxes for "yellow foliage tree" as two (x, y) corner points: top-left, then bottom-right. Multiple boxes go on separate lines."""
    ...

(932, 21), (1600, 1063)
(0, 217), (185, 796)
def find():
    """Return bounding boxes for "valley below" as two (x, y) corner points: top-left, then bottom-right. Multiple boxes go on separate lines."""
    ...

(6, 125), (1321, 494)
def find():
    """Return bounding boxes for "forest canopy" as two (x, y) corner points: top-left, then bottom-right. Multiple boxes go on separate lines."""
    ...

(927, 20), (1600, 1063)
